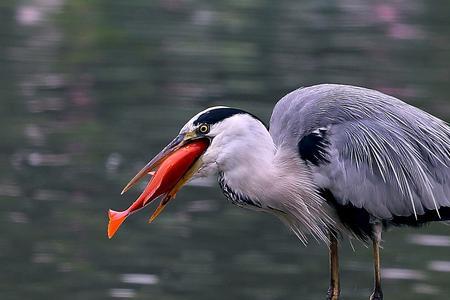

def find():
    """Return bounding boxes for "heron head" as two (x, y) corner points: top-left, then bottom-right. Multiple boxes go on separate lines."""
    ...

(179, 106), (269, 178)
(118, 106), (270, 222)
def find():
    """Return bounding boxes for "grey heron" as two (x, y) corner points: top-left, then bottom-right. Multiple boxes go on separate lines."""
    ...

(109, 84), (450, 300)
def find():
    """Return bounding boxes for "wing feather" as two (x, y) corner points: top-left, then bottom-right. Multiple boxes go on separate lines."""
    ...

(270, 84), (450, 221)
(320, 119), (450, 220)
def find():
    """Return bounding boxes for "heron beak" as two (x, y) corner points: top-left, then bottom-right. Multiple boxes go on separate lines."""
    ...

(107, 133), (208, 238)
(121, 133), (188, 195)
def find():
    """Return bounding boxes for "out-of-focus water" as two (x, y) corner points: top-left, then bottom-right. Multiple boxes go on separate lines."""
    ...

(1, 1), (450, 299)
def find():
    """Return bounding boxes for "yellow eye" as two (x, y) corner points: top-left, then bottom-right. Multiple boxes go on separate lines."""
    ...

(199, 124), (209, 134)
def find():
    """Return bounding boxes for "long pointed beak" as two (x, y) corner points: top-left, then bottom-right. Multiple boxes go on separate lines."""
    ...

(121, 134), (186, 195)
(107, 133), (208, 239)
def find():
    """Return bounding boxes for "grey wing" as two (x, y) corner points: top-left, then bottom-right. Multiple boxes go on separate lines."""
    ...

(316, 118), (450, 219)
(270, 84), (450, 220)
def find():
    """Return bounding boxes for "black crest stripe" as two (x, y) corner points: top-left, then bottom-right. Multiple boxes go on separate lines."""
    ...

(193, 107), (266, 127)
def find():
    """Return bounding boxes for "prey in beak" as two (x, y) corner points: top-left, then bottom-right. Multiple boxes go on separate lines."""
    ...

(107, 133), (209, 239)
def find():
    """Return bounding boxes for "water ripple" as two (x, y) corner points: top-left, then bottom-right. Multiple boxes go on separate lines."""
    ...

(407, 234), (450, 247)
(382, 268), (426, 280)
(109, 289), (136, 298)
(120, 273), (159, 285)
(413, 283), (440, 295)
(428, 261), (450, 273)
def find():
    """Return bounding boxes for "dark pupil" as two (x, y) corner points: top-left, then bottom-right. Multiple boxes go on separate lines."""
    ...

(200, 125), (208, 132)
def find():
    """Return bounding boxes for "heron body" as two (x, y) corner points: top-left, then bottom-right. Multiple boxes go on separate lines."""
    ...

(270, 84), (450, 238)
(114, 84), (450, 300)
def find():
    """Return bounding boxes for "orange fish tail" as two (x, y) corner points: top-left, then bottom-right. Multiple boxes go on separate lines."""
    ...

(107, 210), (129, 239)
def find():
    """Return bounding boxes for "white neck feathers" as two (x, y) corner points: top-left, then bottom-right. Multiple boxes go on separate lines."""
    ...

(210, 116), (333, 243)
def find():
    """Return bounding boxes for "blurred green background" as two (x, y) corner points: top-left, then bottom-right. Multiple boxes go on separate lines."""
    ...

(1, 0), (450, 299)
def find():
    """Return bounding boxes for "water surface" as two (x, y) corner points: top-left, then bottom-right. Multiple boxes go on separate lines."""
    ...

(1, 1), (450, 299)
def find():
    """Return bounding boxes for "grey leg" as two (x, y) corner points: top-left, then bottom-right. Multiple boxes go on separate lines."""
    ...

(370, 223), (383, 300)
(327, 231), (340, 300)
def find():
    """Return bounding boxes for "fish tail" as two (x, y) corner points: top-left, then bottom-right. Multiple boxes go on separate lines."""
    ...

(107, 209), (129, 239)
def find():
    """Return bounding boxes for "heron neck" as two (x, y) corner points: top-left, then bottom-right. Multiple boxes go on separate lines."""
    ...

(217, 134), (332, 243)
(217, 131), (279, 205)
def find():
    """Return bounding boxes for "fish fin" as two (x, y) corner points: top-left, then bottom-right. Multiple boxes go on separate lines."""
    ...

(148, 195), (173, 223)
(107, 210), (129, 239)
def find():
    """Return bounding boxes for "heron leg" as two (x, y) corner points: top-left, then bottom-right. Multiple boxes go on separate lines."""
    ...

(370, 223), (383, 300)
(327, 231), (340, 300)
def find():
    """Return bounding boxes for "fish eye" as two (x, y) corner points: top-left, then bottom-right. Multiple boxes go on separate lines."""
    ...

(198, 124), (210, 134)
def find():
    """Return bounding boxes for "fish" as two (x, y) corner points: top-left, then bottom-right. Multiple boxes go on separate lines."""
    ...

(107, 139), (209, 238)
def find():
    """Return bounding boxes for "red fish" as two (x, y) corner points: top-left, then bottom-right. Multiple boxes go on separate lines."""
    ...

(107, 139), (209, 238)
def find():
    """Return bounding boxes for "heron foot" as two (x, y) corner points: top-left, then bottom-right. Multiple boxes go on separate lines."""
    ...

(326, 286), (340, 300)
(369, 289), (383, 300)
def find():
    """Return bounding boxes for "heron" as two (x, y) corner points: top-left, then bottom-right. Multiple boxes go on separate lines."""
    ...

(108, 84), (450, 300)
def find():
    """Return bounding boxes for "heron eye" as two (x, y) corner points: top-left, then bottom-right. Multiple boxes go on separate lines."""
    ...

(198, 124), (210, 134)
